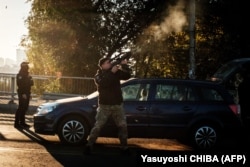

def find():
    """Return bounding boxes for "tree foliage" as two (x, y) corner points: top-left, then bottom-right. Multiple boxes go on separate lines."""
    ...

(22, 0), (249, 81)
(23, 0), (168, 77)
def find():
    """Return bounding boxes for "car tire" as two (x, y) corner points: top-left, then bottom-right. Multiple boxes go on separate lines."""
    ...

(57, 115), (89, 145)
(190, 124), (219, 150)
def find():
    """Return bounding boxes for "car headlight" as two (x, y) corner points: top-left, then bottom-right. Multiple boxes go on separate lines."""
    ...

(37, 103), (57, 115)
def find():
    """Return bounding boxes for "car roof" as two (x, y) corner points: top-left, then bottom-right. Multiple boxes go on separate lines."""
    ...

(125, 77), (222, 87)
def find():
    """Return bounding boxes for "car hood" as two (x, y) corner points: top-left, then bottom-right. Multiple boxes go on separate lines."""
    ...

(38, 96), (88, 109)
(48, 91), (99, 105)
(55, 96), (85, 104)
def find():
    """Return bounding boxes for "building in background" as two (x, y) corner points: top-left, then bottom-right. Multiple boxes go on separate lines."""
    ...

(0, 57), (4, 66)
(0, 49), (27, 73)
(16, 49), (27, 64)
(5, 58), (16, 66)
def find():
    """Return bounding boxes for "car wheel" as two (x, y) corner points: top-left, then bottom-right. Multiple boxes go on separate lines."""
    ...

(57, 116), (89, 145)
(191, 125), (219, 150)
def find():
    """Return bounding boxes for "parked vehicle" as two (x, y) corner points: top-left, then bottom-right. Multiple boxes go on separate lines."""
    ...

(33, 78), (242, 150)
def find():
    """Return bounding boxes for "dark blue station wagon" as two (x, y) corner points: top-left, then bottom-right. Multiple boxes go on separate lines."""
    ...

(33, 78), (242, 150)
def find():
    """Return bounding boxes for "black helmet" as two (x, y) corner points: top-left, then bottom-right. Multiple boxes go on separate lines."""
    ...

(20, 61), (29, 67)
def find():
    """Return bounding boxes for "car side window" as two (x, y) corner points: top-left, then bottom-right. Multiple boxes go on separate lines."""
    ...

(172, 85), (187, 101)
(200, 88), (223, 101)
(186, 87), (197, 101)
(139, 88), (148, 101)
(122, 84), (140, 100)
(122, 84), (150, 101)
(155, 84), (197, 101)
(155, 85), (173, 100)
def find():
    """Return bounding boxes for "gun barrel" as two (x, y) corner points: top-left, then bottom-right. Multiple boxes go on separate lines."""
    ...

(110, 52), (131, 66)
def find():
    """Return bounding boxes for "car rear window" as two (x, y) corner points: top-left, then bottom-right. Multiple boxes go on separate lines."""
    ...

(200, 88), (224, 101)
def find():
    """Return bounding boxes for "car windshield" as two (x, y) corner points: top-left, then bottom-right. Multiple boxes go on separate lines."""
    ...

(86, 91), (98, 99)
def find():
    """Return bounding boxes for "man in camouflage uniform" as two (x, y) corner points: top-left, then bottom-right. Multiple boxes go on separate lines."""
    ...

(84, 57), (131, 155)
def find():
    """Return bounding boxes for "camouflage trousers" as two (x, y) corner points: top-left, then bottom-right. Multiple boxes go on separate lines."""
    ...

(87, 104), (128, 148)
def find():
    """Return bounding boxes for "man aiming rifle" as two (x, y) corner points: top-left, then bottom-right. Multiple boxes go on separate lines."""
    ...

(84, 52), (132, 155)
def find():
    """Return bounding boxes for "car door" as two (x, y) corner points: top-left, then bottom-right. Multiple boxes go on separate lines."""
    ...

(148, 82), (198, 138)
(121, 82), (151, 138)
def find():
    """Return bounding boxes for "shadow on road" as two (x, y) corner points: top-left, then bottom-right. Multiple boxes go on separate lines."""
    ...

(16, 128), (51, 144)
(15, 127), (141, 167)
(13, 125), (249, 167)
(1, 109), (249, 167)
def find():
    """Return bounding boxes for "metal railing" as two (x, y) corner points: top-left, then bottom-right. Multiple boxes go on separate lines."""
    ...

(0, 73), (96, 102)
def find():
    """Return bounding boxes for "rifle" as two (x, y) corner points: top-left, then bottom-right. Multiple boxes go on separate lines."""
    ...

(110, 52), (131, 67)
